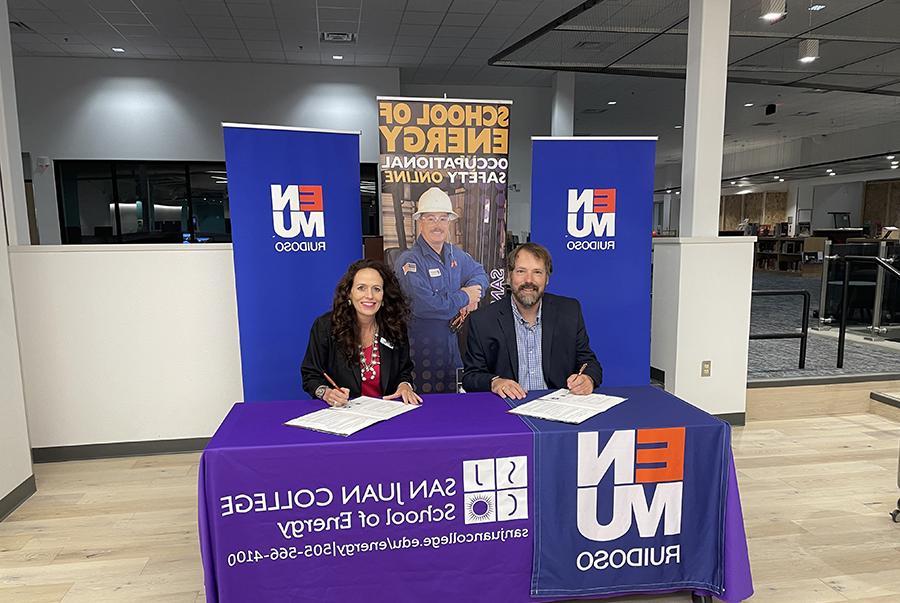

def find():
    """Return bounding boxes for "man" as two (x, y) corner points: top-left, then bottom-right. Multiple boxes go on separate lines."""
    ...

(462, 242), (602, 399)
(394, 186), (489, 393)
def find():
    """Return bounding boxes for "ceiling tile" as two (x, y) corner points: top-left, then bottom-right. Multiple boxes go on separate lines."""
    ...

(449, 0), (494, 12)
(234, 16), (276, 29)
(88, 0), (141, 10)
(173, 46), (214, 57)
(397, 26), (438, 39)
(431, 36), (469, 49)
(228, 3), (275, 17)
(167, 37), (209, 48)
(492, 1), (539, 16)
(388, 55), (422, 66)
(435, 25), (476, 38)
(200, 27), (241, 39)
(154, 25), (202, 36)
(50, 10), (105, 24)
(240, 29), (281, 41)
(192, 15), (236, 28)
(248, 50), (286, 61)
(9, 9), (61, 23)
(442, 12), (484, 27)
(424, 46), (462, 58)
(402, 11), (444, 25)
(183, 1), (230, 16)
(319, 20), (359, 32)
(318, 7), (359, 22)
(244, 39), (283, 51)
(101, 11), (152, 26)
(406, 0), (452, 11)
(114, 24), (158, 36)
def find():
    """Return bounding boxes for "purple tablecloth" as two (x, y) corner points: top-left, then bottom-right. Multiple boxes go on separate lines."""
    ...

(199, 387), (752, 602)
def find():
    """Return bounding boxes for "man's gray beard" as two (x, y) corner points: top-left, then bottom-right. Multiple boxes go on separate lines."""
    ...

(513, 287), (542, 308)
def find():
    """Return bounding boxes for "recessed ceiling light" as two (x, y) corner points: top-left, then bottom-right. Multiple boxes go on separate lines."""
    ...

(666, 189), (672, 193)
(808, 4), (826, 11)
(730, 181), (737, 185)
(826, 168), (833, 173)
(773, 176), (780, 179)
(893, 165), (899, 170)
(761, 0), (787, 22)
(887, 155), (896, 160)
(332, 55), (343, 60)
(112, 47), (125, 53)
(674, 125), (682, 129)
(676, 191), (681, 195)
(799, 39), (819, 63)
(829, 172), (836, 176)
(743, 103), (754, 107)
(607, 101), (617, 105)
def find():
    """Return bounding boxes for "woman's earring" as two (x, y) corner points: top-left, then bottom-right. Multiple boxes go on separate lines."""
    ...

(347, 299), (352, 305)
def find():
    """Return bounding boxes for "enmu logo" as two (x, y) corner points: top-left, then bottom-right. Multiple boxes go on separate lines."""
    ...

(271, 184), (325, 238)
(576, 428), (684, 542)
(567, 188), (616, 238)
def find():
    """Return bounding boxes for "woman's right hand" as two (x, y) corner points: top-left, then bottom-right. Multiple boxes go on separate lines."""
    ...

(323, 387), (350, 407)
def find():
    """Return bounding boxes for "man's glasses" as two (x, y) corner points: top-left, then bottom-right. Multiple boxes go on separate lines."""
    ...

(421, 215), (450, 224)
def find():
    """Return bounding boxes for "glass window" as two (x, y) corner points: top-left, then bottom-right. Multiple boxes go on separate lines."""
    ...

(190, 164), (230, 242)
(55, 160), (376, 244)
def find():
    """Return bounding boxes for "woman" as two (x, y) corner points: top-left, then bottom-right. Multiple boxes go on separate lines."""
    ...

(301, 259), (421, 406)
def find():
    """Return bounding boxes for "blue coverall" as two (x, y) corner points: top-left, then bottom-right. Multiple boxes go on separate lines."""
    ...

(394, 235), (489, 393)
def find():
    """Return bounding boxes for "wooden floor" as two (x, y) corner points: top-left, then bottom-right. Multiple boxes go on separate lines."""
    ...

(1, 413), (899, 602)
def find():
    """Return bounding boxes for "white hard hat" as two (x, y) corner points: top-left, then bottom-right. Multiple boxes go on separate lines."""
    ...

(413, 187), (459, 220)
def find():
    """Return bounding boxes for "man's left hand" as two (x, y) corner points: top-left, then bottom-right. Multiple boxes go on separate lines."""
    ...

(566, 373), (594, 395)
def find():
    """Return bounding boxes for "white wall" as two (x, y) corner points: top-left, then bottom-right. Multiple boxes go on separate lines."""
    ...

(14, 57), (401, 244)
(0, 0), (32, 506)
(0, 222), (31, 504)
(9, 245), (242, 447)
(811, 181), (864, 231)
(400, 83), (553, 240)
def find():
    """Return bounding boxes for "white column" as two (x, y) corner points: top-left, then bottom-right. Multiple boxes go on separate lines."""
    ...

(0, 0), (29, 245)
(651, 0), (755, 421)
(679, 0), (731, 237)
(551, 71), (575, 136)
(0, 0), (33, 515)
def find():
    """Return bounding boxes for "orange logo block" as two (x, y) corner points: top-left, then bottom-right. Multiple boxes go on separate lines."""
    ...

(592, 188), (616, 214)
(635, 427), (685, 484)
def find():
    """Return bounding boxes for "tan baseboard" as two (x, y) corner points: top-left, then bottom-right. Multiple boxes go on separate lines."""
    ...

(746, 379), (900, 421)
(869, 398), (900, 423)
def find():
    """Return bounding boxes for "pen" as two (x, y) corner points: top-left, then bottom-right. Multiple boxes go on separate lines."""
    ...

(323, 372), (340, 390)
(577, 363), (588, 376)
(322, 372), (349, 408)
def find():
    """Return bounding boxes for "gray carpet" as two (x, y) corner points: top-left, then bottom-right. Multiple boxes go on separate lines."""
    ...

(748, 272), (900, 381)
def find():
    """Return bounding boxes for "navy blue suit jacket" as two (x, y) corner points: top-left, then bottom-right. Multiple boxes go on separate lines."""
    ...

(462, 293), (603, 392)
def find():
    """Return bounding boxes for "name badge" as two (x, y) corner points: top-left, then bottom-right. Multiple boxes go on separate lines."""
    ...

(428, 268), (442, 277)
(379, 337), (395, 349)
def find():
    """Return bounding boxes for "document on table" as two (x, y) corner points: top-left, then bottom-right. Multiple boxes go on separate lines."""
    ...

(285, 396), (419, 436)
(509, 389), (627, 424)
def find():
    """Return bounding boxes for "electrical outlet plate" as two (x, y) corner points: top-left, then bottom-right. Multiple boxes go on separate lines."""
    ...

(701, 360), (711, 377)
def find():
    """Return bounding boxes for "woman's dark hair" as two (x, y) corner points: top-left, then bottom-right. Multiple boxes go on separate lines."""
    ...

(331, 259), (410, 362)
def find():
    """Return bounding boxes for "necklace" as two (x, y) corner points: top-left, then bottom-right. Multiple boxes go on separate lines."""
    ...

(359, 326), (380, 382)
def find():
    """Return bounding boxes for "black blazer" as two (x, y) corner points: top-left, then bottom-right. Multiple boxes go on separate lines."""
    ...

(462, 293), (602, 392)
(301, 312), (414, 399)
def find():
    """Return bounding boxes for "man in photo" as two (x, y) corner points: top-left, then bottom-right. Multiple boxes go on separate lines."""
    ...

(394, 186), (489, 393)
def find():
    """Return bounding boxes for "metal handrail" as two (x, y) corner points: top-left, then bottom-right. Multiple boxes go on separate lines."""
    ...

(750, 289), (810, 369)
(834, 255), (899, 368)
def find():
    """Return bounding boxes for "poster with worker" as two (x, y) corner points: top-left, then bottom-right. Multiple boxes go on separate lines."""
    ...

(377, 96), (512, 394)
